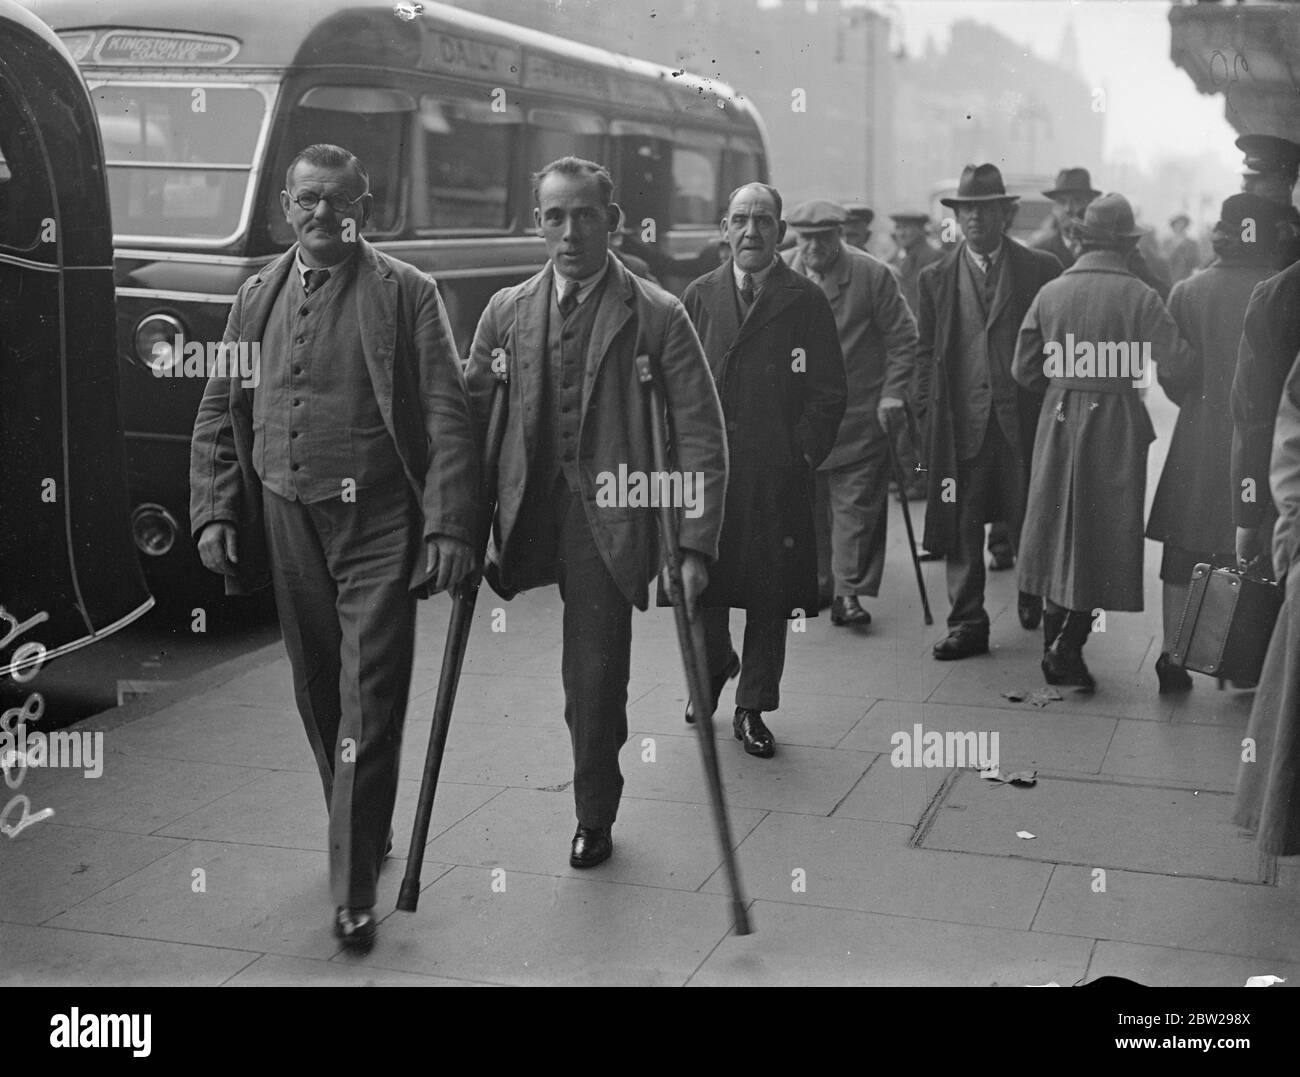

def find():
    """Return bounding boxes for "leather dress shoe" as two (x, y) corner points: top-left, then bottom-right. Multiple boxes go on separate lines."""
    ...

(569, 825), (613, 868)
(733, 708), (776, 758)
(830, 595), (872, 627)
(1017, 592), (1043, 631)
(932, 630), (989, 660)
(334, 906), (378, 948)
(686, 648), (740, 723)
(1041, 642), (1096, 691)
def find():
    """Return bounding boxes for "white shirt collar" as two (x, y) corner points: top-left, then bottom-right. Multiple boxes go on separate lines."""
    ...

(294, 249), (352, 290)
(732, 255), (779, 293)
(552, 254), (611, 308)
(965, 241), (1004, 272)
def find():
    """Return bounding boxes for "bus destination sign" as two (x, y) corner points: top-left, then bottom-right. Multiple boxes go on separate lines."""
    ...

(93, 30), (241, 66)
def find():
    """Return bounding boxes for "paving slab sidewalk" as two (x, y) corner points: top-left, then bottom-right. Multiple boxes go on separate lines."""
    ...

(3, 399), (1298, 986)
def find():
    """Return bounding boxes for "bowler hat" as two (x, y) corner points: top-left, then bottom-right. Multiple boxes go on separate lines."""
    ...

(787, 199), (848, 233)
(940, 164), (1018, 207)
(1066, 192), (1147, 244)
(1043, 167), (1101, 201)
(1236, 134), (1300, 181)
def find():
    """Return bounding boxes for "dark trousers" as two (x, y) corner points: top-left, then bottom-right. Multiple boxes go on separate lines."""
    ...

(946, 422), (1022, 633)
(263, 481), (417, 909)
(547, 483), (633, 829)
(814, 438), (890, 599)
(702, 607), (788, 713)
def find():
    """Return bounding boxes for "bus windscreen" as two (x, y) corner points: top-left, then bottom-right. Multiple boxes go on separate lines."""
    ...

(89, 83), (268, 241)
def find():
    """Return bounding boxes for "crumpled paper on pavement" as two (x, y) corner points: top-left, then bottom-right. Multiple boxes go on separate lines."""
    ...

(1002, 687), (1063, 708)
(979, 767), (1038, 786)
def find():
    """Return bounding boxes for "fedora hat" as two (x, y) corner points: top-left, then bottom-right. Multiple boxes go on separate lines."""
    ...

(1066, 192), (1148, 244)
(940, 164), (1018, 207)
(1043, 167), (1101, 201)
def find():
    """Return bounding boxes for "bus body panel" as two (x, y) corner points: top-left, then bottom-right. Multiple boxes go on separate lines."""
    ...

(28, 0), (770, 589)
(0, 0), (152, 677)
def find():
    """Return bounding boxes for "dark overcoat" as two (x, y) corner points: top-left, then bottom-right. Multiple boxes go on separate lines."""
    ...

(1146, 257), (1278, 561)
(914, 239), (1062, 555)
(464, 254), (728, 611)
(1012, 250), (1193, 611)
(784, 242), (917, 468)
(1232, 351), (1300, 855)
(189, 239), (479, 596)
(1230, 258), (1300, 529)
(681, 259), (846, 614)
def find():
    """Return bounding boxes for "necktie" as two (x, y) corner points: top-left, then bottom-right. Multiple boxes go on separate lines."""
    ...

(979, 253), (998, 307)
(559, 279), (580, 317)
(303, 268), (330, 295)
(739, 273), (755, 306)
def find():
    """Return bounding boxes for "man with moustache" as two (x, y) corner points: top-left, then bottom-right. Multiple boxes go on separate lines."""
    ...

(784, 200), (917, 626)
(681, 183), (846, 757)
(915, 163), (1062, 659)
(465, 157), (727, 867)
(190, 144), (479, 947)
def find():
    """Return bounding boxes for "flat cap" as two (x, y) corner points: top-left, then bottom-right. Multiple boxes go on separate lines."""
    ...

(787, 199), (848, 232)
(842, 202), (875, 225)
(890, 210), (931, 224)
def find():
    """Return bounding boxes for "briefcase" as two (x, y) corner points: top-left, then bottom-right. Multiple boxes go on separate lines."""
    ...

(1169, 563), (1283, 683)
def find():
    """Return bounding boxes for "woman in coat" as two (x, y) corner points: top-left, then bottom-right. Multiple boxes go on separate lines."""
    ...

(1012, 194), (1193, 689)
(1146, 194), (1283, 692)
(1232, 346), (1300, 854)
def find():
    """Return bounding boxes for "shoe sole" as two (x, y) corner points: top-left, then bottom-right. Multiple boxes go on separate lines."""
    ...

(735, 730), (776, 758)
(933, 646), (988, 660)
(569, 849), (612, 868)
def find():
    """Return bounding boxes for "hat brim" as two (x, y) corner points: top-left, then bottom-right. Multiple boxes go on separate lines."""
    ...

(1043, 187), (1101, 200)
(890, 214), (929, 223)
(939, 193), (1019, 208)
(1070, 221), (1149, 242)
(789, 223), (843, 234)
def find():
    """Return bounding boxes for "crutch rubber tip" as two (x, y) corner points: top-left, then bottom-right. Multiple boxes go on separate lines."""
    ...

(396, 879), (420, 912)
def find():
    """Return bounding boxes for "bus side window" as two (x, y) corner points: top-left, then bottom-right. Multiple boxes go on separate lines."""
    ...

(409, 97), (519, 233)
(671, 139), (724, 228)
(269, 86), (415, 246)
(0, 83), (54, 257)
(527, 109), (606, 182)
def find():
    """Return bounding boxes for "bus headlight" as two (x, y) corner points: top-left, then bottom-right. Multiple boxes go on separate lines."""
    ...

(134, 314), (185, 375)
(130, 503), (180, 557)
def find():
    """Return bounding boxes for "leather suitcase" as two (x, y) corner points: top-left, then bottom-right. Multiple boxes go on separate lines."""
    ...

(1170, 563), (1283, 683)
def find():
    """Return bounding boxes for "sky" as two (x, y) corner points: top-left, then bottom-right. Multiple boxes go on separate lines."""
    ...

(868, 0), (1239, 171)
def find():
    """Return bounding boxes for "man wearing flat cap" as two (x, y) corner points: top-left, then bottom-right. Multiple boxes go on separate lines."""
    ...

(1236, 133), (1300, 270)
(784, 199), (918, 627)
(915, 163), (1062, 659)
(842, 203), (875, 253)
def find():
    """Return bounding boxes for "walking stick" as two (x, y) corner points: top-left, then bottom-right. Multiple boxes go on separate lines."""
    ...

(397, 362), (509, 913)
(884, 403), (934, 626)
(635, 353), (752, 936)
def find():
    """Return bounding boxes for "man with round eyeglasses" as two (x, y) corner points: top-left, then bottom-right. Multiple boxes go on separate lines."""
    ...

(191, 143), (479, 949)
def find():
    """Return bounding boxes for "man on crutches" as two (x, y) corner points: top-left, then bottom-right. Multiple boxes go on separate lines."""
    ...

(464, 157), (728, 870)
